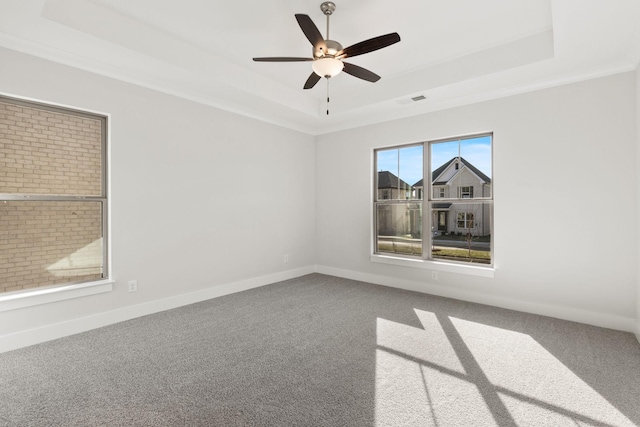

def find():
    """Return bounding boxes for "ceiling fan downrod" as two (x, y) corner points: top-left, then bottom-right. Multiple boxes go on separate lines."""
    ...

(320, 1), (335, 40)
(320, 2), (336, 115)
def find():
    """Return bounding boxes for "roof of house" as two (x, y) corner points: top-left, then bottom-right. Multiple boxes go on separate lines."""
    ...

(413, 157), (491, 187)
(378, 171), (411, 189)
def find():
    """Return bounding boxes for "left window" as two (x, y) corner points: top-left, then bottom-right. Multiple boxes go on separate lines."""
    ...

(0, 96), (108, 294)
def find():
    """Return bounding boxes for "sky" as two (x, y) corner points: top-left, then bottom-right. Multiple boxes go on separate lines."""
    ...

(377, 135), (492, 186)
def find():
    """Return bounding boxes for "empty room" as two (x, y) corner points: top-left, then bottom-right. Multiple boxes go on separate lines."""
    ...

(1, 0), (640, 426)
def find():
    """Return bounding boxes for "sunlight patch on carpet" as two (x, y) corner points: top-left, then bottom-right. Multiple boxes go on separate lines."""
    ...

(374, 310), (635, 427)
(448, 316), (635, 427)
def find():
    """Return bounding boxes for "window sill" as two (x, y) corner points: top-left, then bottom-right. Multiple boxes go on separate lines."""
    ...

(0, 279), (114, 313)
(370, 254), (495, 278)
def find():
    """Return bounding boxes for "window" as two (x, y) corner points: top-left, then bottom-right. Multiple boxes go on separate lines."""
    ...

(374, 133), (492, 267)
(374, 144), (423, 256)
(0, 96), (108, 294)
(457, 212), (475, 228)
(459, 186), (474, 198)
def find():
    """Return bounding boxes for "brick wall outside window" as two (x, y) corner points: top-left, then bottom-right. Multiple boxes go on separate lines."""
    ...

(0, 101), (105, 293)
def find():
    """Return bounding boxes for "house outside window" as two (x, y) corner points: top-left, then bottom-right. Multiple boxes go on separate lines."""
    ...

(0, 96), (108, 294)
(374, 133), (492, 266)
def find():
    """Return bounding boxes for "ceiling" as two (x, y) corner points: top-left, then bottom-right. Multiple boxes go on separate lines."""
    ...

(1, 0), (639, 135)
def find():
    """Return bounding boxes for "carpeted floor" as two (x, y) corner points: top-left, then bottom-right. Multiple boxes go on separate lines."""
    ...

(0, 274), (639, 426)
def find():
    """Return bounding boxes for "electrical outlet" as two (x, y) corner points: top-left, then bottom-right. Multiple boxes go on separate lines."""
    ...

(128, 280), (138, 292)
(431, 271), (438, 281)
(284, 254), (289, 263)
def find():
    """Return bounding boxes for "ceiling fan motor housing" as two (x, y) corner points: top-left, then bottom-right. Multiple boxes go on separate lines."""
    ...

(314, 39), (343, 59)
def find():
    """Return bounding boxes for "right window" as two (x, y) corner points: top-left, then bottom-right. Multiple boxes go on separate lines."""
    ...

(374, 133), (492, 267)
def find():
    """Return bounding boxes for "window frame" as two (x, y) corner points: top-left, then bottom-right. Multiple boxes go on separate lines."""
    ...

(0, 94), (112, 308)
(372, 133), (494, 276)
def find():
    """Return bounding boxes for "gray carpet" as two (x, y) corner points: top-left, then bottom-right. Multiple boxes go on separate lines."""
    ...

(0, 274), (639, 426)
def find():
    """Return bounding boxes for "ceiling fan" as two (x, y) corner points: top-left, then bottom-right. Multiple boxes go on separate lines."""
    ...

(253, 2), (400, 113)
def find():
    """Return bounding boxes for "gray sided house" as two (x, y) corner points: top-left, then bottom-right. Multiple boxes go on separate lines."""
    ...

(414, 157), (492, 237)
(376, 171), (421, 238)
(377, 170), (412, 200)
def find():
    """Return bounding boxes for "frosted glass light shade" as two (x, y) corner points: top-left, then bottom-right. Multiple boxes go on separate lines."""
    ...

(312, 58), (344, 78)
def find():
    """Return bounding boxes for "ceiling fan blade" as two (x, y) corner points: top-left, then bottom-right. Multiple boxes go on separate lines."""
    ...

(342, 62), (381, 83)
(253, 57), (313, 62)
(303, 72), (322, 90)
(295, 14), (327, 52)
(339, 33), (401, 59)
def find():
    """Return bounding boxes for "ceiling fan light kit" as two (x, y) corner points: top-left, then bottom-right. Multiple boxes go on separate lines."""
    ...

(312, 57), (344, 78)
(252, 1), (400, 114)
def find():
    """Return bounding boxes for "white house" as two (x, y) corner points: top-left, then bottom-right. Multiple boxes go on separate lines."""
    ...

(414, 157), (492, 237)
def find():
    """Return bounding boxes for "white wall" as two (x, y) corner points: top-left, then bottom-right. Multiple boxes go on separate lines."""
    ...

(316, 72), (638, 331)
(0, 47), (316, 347)
(1, 46), (638, 351)
(637, 66), (640, 341)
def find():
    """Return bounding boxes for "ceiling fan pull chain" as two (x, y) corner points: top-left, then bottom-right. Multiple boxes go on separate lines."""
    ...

(326, 78), (330, 115)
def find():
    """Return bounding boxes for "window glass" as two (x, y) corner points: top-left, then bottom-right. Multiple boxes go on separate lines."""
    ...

(0, 102), (103, 196)
(0, 96), (108, 294)
(459, 134), (492, 199)
(376, 203), (423, 256)
(0, 201), (103, 291)
(432, 202), (491, 265)
(376, 145), (423, 200)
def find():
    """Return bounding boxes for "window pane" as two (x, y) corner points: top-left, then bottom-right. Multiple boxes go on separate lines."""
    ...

(431, 136), (492, 200)
(377, 149), (399, 177)
(376, 203), (422, 256)
(459, 135), (492, 198)
(376, 145), (423, 200)
(399, 146), (423, 199)
(431, 140), (459, 185)
(0, 201), (104, 293)
(431, 201), (491, 265)
(0, 101), (103, 196)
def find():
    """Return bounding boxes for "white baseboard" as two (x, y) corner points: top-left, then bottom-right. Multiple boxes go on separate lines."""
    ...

(0, 266), (315, 354)
(2, 265), (636, 354)
(315, 265), (638, 334)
